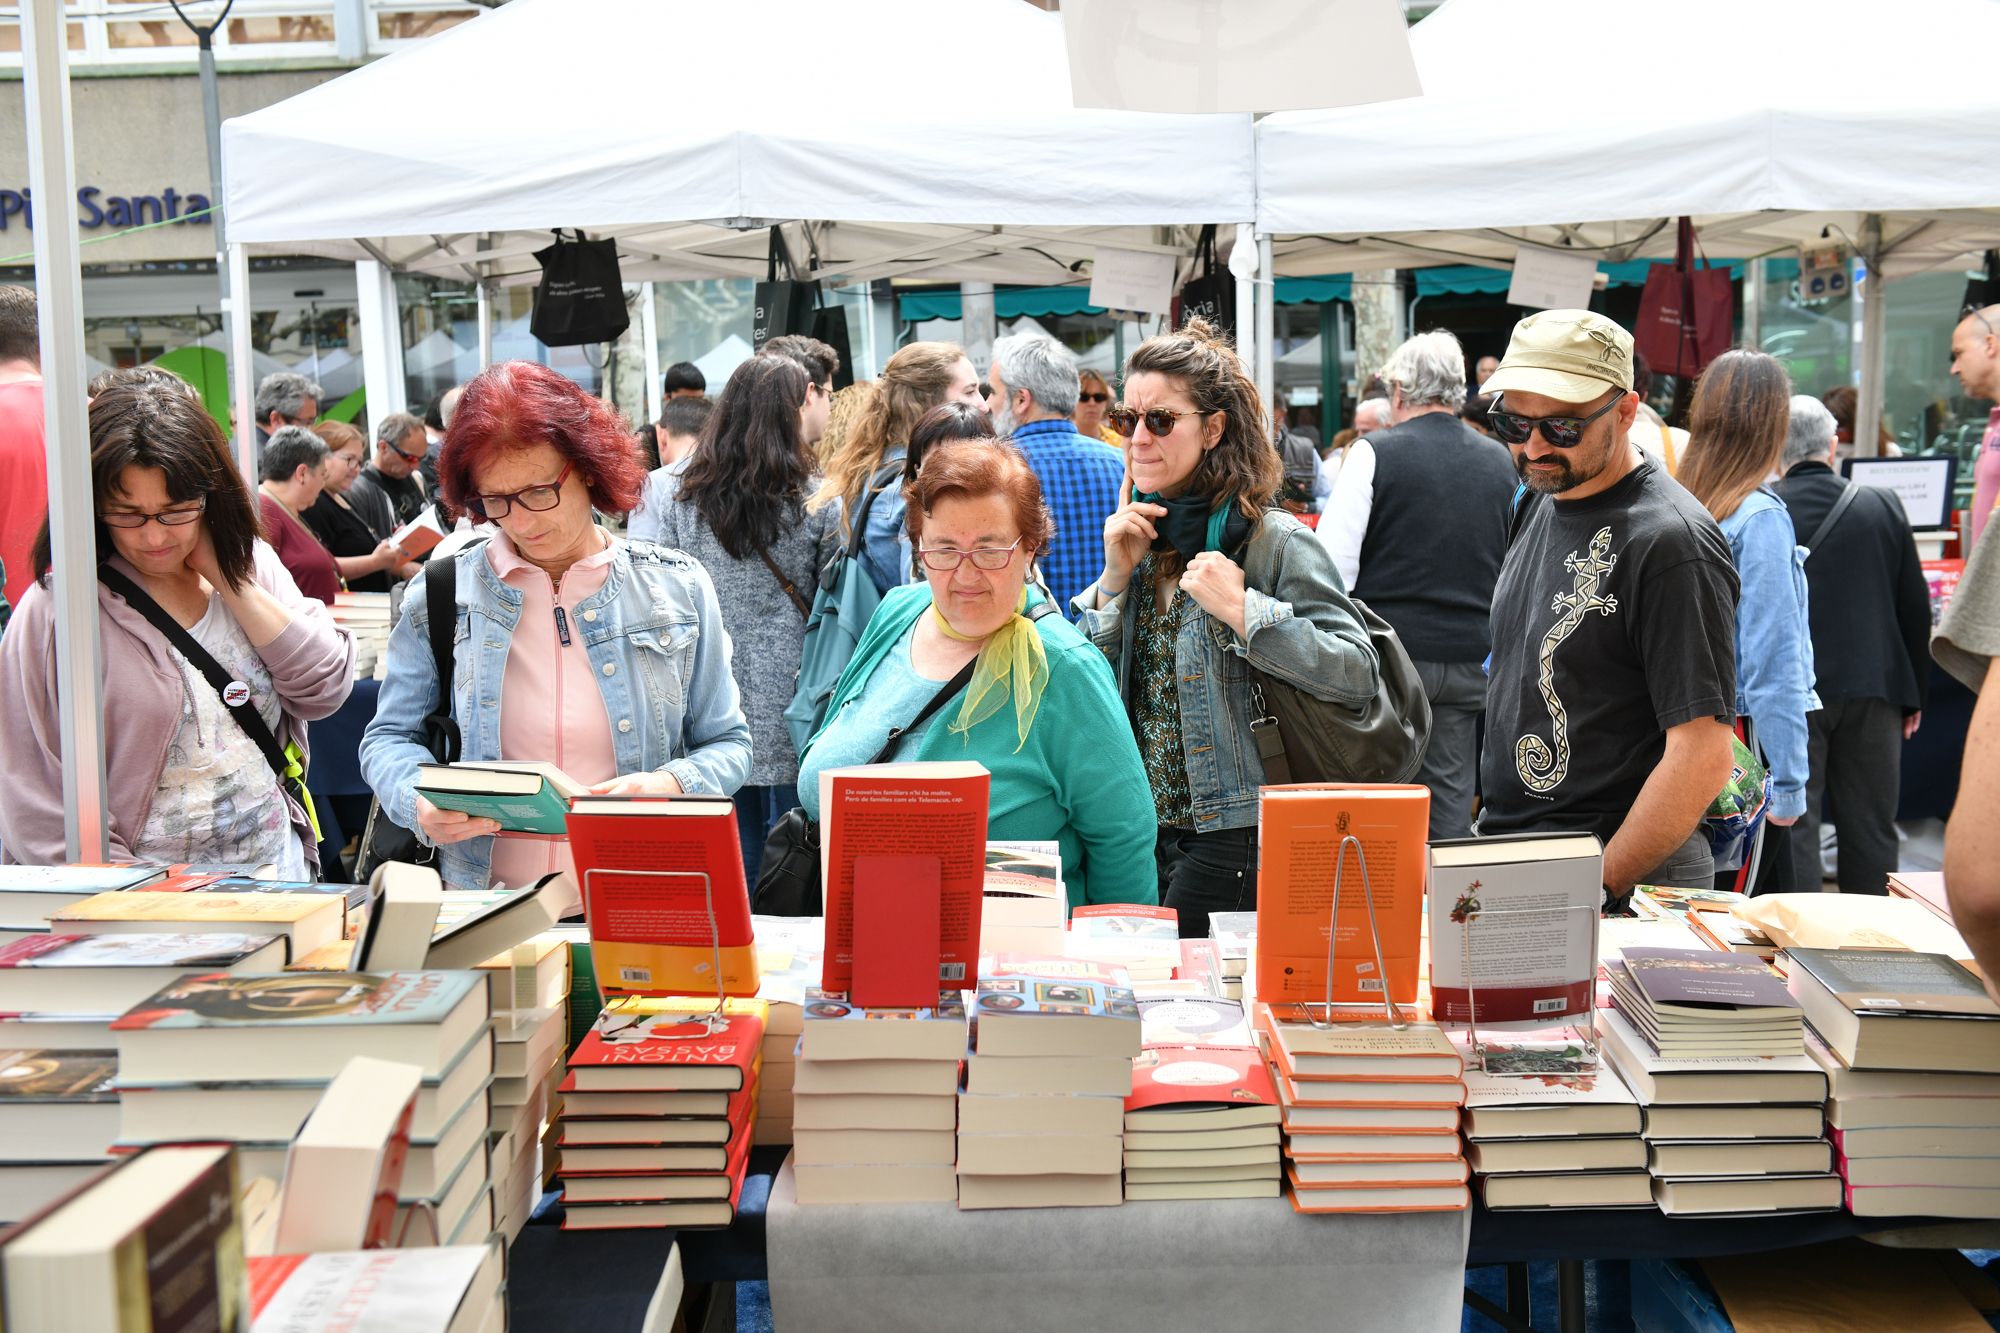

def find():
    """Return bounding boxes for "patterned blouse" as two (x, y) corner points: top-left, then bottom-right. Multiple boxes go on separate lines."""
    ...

(1130, 553), (1194, 828)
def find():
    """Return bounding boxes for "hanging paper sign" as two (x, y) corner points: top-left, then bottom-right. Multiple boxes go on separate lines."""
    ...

(1088, 247), (1177, 317)
(1507, 248), (1601, 312)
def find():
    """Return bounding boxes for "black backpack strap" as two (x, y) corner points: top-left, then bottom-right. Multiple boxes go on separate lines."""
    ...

(1802, 481), (1862, 560)
(97, 565), (298, 792)
(423, 548), (468, 765)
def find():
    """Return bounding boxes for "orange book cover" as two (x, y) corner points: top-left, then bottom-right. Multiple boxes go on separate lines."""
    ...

(1254, 785), (1427, 1008)
(1285, 1175), (1470, 1214)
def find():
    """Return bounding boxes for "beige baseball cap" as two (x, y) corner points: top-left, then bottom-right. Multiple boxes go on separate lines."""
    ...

(1481, 309), (1634, 402)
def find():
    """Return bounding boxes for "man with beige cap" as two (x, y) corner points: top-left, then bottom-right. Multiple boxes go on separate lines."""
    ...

(1477, 310), (1740, 907)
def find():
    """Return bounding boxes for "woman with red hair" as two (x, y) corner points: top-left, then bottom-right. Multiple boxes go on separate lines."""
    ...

(361, 362), (750, 897)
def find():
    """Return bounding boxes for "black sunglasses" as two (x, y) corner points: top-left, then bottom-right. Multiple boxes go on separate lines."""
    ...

(1487, 392), (1623, 448)
(1078, 392), (1110, 404)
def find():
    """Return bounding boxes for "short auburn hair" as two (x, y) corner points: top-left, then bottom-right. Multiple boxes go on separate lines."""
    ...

(439, 361), (645, 516)
(904, 437), (1054, 560)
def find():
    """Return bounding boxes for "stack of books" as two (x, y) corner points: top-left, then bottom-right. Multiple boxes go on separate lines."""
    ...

(329, 590), (394, 680)
(791, 989), (965, 1205)
(1597, 1005), (1837, 1216)
(50, 887), (348, 964)
(1790, 947), (2000, 1217)
(554, 997), (763, 1229)
(750, 915), (828, 1147)
(1207, 912), (1255, 1003)
(109, 969), (498, 1243)
(0, 863), (172, 951)
(1607, 947), (1805, 1059)
(1257, 1005), (1470, 1213)
(958, 967), (1139, 1210)
(1458, 1037), (1649, 1210)
(0, 1047), (120, 1224)
(1122, 994), (1279, 1199)
(1630, 886), (1775, 957)
(1067, 905), (1181, 984)
(480, 967), (567, 1242)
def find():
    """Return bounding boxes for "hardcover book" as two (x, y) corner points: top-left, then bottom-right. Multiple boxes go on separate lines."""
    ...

(0, 931), (286, 1014)
(565, 797), (759, 998)
(48, 890), (345, 961)
(1257, 1007), (1463, 1081)
(1786, 948), (2000, 1073)
(970, 973), (1141, 1058)
(1458, 1037), (1641, 1140)
(1254, 785), (1426, 1007)
(566, 1001), (766, 1092)
(1427, 833), (1601, 1025)
(247, 1242), (502, 1332)
(416, 760), (589, 835)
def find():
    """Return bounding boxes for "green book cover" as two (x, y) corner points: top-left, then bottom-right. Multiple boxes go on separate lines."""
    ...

(414, 782), (571, 835)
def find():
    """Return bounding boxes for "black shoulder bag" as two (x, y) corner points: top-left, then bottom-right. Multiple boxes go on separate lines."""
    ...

(753, 602), (1056, 916)
(354, 551), (469, 879)
(98, 565), (321, 855)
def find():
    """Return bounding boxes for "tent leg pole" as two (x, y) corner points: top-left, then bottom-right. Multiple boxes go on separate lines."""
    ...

(1855, 214), (1887, 460)
(1256, 232), (1276, 423)
(228, 242), (255, 483)
(477, 279), (494, 370)
(1233, 222), (1257, 396)
(357, 258), (408, 422)
(22, 0), (108, 862)
(639, 282), (661, 425)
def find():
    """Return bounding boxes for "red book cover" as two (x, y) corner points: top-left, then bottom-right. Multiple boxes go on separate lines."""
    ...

(1126, 1044), (1277, 1114)
(851, 854), (942, 1008)
(564, 796), (759, 998)
(567, 1008), (766, 1092)
(1178, 938), (1220, 986)
(818, 763), (989, 996)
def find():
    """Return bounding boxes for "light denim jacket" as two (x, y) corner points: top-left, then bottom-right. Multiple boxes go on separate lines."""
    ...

(858, 448), (914, 597)
(1719, 487), (1819, 821)
(1073, 509), (1380, 833)
(360, 534), (753, 890)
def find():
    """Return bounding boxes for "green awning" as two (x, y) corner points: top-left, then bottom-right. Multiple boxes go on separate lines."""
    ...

(900, 274), (1355, 323)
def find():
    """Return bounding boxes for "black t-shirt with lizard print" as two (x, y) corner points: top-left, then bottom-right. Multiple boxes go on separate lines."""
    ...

(1478, 458), (1739, 846)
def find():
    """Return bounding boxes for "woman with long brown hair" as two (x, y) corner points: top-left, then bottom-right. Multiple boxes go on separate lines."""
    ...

(811, 342), (985, 596)
(1678, 349), (1818, 891)
(1075, 319), (1380, 935)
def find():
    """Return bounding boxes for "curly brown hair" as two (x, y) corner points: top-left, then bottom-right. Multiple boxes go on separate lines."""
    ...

(1122, 317), (1281, 521)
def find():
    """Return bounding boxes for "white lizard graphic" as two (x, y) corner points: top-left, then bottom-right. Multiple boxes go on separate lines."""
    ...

(1516, 526), (1619, 793)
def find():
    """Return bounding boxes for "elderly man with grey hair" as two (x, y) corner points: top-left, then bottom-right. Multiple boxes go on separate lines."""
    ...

(1774, 393), (1931, 894)
(253, 371), (322, 447)
(1318, 329), (1517, 839)
(985, 331), (1124, 616)
(347, 410), (431, 553)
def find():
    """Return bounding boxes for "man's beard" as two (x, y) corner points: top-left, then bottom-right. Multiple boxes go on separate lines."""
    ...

(991, 397), (1018, 436)
(1516, 450), (1583, 494)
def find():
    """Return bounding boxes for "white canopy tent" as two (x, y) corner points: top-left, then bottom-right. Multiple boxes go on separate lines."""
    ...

(1253, 0), (2000, 449)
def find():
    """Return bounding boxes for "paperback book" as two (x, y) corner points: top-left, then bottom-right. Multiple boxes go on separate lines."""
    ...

(1427, 834), (1601, 1025)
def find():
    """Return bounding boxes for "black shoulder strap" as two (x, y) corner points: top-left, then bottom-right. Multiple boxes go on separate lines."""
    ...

(97, 565), (295, 788)
(1802, 481), (1862, 560)
(845, 459), (907, 560)
(867, 598), (1057, 765)
(424, 549), (466, 764)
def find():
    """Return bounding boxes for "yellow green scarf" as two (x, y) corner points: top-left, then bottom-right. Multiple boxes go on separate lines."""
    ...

(930, 587), (1049, 752)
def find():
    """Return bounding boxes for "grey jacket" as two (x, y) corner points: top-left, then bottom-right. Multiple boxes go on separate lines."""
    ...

(628, 459), (844, 785)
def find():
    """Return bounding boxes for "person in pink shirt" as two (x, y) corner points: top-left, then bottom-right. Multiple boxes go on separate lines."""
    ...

(0, 285), (45, 611)
(1951, 304), (2000, 548)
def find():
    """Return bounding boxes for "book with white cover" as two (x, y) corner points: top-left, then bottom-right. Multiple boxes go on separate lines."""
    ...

(273, 1056), (423, 1254)
(1427, 833), (1601, 1026)
(0, 932), (286, 1014)
(1459, 1039), (1640, 1140)
(247, 1242), (503, 1333)
(1597, 1007), (1826, 1106)
(354, 864), (443, 972)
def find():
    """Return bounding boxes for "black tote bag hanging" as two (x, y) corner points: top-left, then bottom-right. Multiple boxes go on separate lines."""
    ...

(753, 227), (820, 350)
(1175, 224), (1237, 341)
(529, 230), (630, 347)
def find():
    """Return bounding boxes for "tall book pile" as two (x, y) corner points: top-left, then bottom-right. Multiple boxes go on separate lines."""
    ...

(1789, 947), (2000, 1218)
(1597, 952), (1837, 1216)
(554, 998), (763, 1229)
(109, 970), (498, 1243)
(751, 915), (828, 1147)
(329, 590), (393, 680)
(959, 966), (1139, 1210)
(1122, 994), (1279, 1200)
(791, 989), (965, 1205)
(1207, 912), (1255, 1002)
(1458, 1036), (1650, 1210)
(476, 938), (568, 1243)
(1256, 1006), (1469, 1213)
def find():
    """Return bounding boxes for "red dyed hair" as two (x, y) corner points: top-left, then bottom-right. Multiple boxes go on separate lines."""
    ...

(904, 437), (1054, 558)
(440, 361), (646, 516)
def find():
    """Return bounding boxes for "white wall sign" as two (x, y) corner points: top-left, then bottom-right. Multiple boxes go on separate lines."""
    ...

(1506, 248), (1601, 312)
(1088, 247), (1178, 317)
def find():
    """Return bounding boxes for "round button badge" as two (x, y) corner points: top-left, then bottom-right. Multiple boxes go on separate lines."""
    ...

(222, 681), (251, 707)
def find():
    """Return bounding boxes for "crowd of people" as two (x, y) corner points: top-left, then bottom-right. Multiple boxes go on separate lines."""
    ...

(2, 277), (1999, 970)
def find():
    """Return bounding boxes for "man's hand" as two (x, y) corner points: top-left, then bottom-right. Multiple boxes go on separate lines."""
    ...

(1601, 716), (1736, 893)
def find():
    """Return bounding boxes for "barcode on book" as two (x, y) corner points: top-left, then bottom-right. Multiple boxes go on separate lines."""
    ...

(618, 966), (653, 985)
(1357, 978), (1383, 992)
(1532, 998), (1569, 1014)
(939, 963), (967, 981)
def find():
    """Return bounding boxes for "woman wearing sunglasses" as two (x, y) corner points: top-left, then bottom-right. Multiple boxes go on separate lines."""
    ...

(0, 384), (355, 869)
(361, 361), (751, 898)
(1676, 350), (1817, 892)
(1076, 320), (1380, 937)
(1075, 369), (1121, 447)
(798, 437), (1154, 908)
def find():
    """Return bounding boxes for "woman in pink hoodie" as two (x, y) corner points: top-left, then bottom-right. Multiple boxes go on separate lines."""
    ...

(0, 383), (354, 870)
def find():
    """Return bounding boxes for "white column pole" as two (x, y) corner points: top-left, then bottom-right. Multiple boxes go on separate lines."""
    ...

(1232, 223), (1257, 395)
(22, 0), (107, 861)
(227, 242), (254, 482)
(1256, 232), (1276, 423)
(356, 258), (407, 421)
(639, 281), (662, 425)
(1854, 215), (1888, 460)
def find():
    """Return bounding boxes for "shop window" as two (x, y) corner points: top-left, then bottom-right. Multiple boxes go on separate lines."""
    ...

(0, 18), (87, 52)
(227, 14), (335, 44)
(105, 18), (198, 48)
(374, 6), (477, 42)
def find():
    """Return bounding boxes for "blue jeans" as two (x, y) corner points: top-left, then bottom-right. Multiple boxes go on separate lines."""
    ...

(736, 783), (799, 885)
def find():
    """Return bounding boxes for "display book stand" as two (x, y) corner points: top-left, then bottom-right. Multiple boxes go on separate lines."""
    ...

(1267, 834), (1410, 1032)
(1455, 893), (1600, 1078)
(585, 868), (733, 1039)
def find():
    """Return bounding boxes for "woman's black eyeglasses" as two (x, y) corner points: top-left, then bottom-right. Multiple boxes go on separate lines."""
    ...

(100, 497), (206, 529)
(1105, 406), (1211, 439)
(1486, 392), (1624, 448)
(468, 459), (574, 519)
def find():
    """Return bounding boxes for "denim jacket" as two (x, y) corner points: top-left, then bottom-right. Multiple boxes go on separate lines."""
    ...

(1073, 509), (1380, 832)
(1719, 488), (1819, 820)
(360, 535), (752, 890)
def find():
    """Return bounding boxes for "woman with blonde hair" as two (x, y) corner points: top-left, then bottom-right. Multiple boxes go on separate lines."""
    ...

(1678, 349), (1817, 891)
(811, 341), (985, 595)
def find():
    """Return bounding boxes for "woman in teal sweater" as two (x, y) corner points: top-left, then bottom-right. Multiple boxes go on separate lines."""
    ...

(799, 437), (1156, 909)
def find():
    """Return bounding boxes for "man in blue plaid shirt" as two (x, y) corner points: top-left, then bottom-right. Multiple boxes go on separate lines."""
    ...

(987, 332), (1125, 619)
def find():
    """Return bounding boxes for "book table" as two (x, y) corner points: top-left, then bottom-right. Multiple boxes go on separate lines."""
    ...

(763, 1159), (1472, 1332)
